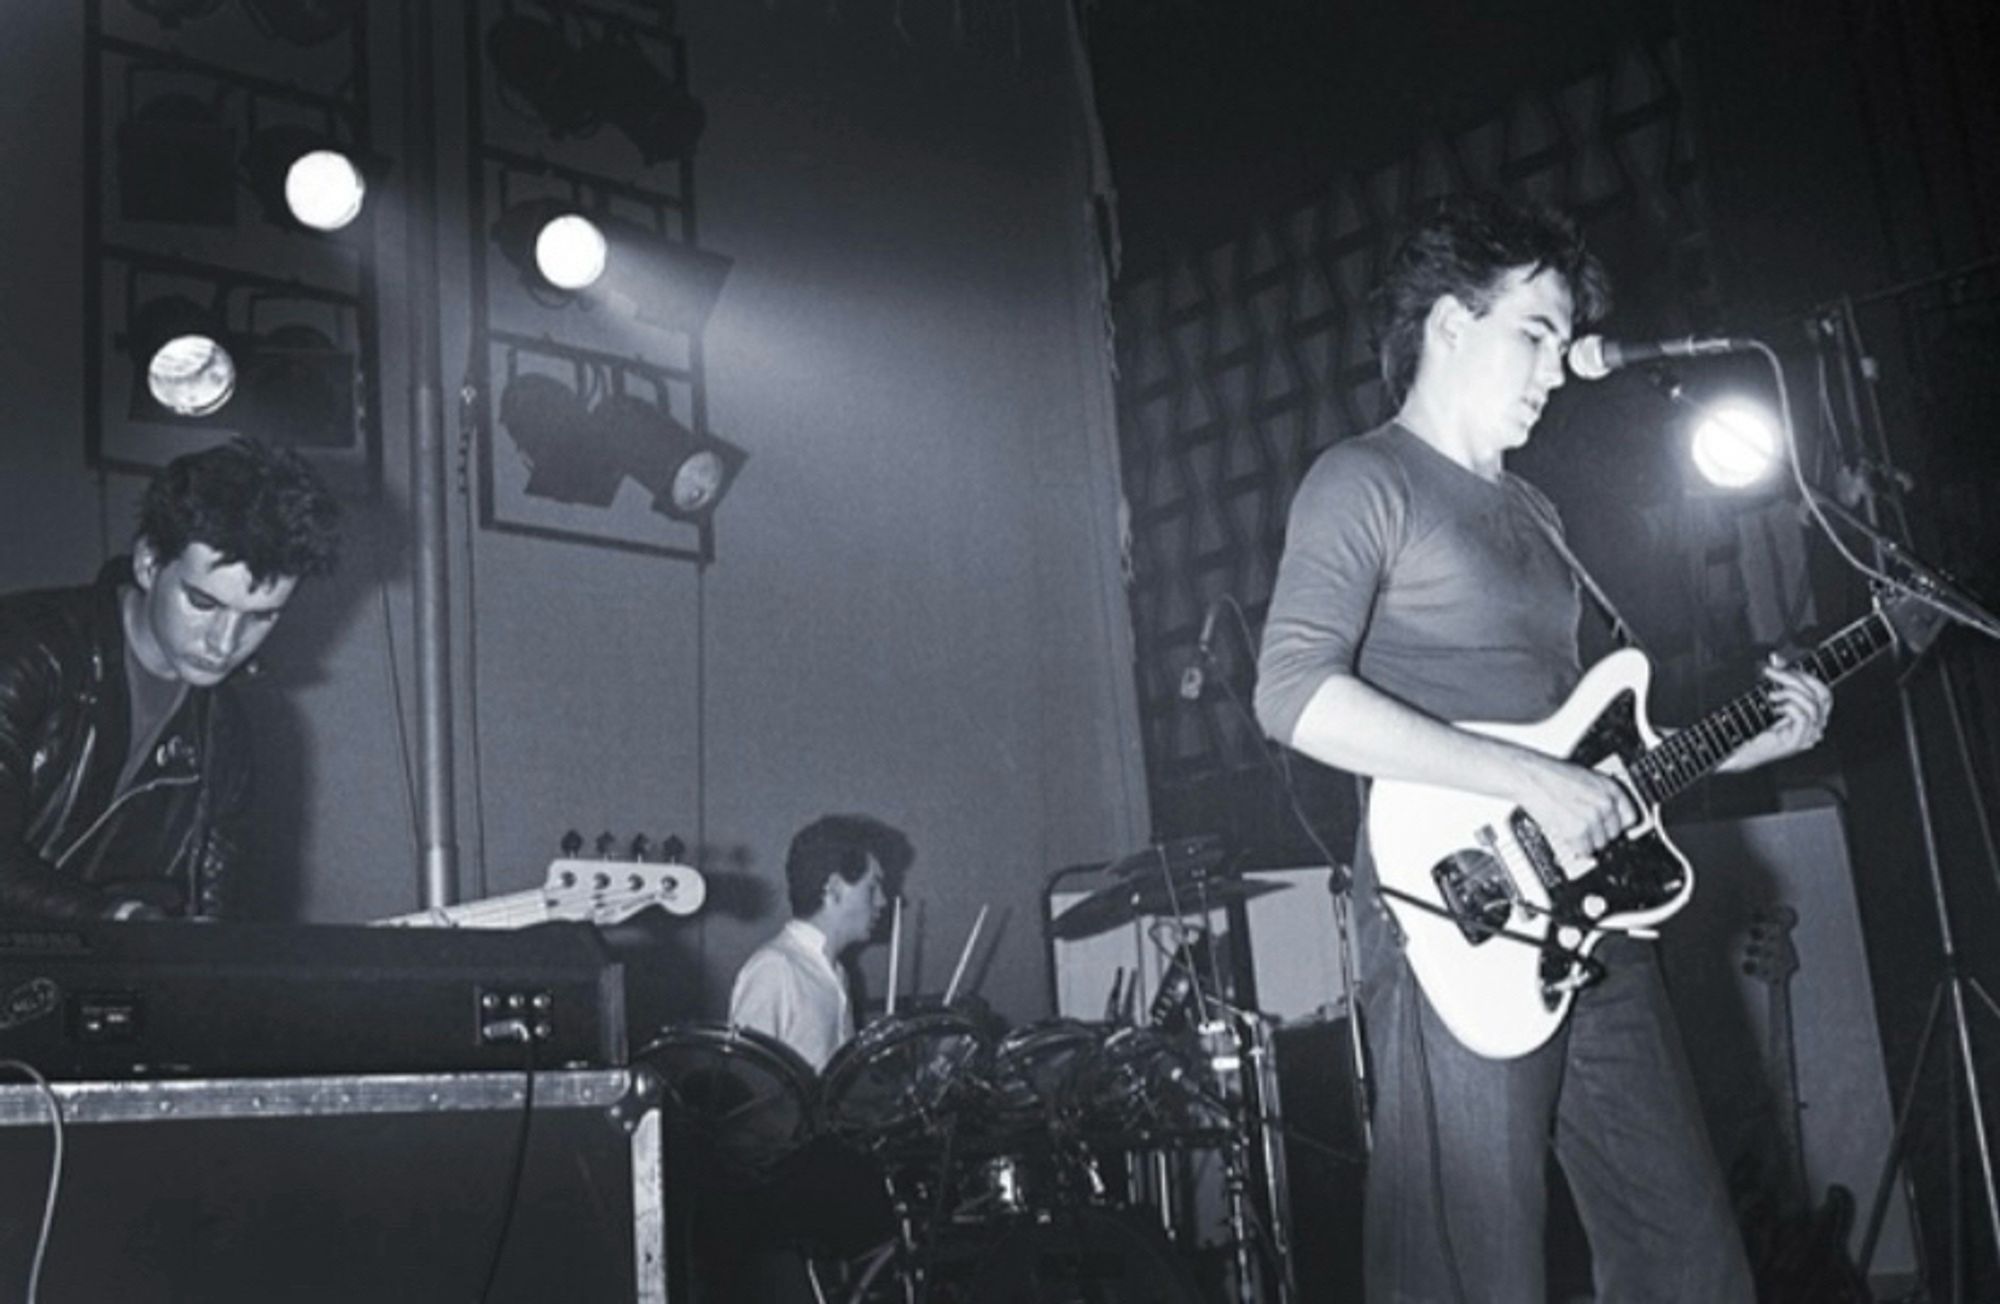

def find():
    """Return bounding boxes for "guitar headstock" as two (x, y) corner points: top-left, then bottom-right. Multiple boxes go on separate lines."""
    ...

(1875, 583), (1950, 657)
(1741, 904), (1800, 988)
(542, 852), (708, 924)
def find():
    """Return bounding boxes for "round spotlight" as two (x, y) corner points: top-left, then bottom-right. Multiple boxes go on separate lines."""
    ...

(670, 448), (728, 514)
(1690, 400), (1782, 489)
(148, 333), (237, 416)
(535, 214), (608, 290)
(284, 149), (366, 231)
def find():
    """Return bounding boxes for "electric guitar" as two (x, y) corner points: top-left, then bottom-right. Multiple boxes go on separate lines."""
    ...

(1366, 590), (1939, 1059)
(374, 856), (706, 929)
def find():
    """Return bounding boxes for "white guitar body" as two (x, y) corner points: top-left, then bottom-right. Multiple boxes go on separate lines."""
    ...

(375, 858), (707, 930)
(1370, 649), (1689, 1059)
(1366, 591), (1924, 1060)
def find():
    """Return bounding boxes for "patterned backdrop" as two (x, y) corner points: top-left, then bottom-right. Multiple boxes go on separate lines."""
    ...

(1112, 34), (1725, 857)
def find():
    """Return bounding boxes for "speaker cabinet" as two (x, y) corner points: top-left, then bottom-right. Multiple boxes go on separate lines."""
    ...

(1661, 804), (1919, 1287)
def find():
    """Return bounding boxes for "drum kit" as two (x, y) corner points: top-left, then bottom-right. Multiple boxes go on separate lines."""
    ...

(639, 841), (1322, 1303)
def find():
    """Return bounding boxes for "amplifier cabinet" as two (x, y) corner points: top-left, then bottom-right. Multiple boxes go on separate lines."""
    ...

(0, 1070), (665, 1304)
(0, 920), (629, 1079)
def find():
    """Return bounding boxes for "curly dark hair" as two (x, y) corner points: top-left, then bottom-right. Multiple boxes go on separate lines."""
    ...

(1372, 193), (1612, 407)
(786, 813), (913, 918)
(137, 437), (342, 583)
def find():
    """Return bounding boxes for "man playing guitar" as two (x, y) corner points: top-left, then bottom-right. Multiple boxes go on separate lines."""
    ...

(1255, 194), (1833, 1302)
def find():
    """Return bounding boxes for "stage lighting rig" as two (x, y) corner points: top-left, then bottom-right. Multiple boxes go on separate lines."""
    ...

(491, 198), (731, 336)
(123, 279), (362, 451)
(118, 78), (375, 233)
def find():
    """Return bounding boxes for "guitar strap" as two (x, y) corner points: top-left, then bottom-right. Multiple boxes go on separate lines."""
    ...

(1517, 487), (1649, 656)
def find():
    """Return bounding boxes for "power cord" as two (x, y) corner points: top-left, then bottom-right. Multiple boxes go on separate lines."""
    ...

(475, 1024), (539, 1303)
(0, 1059), (64, 1304)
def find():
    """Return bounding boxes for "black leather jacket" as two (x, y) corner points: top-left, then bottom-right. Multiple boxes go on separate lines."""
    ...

(0, 559), (247, 919)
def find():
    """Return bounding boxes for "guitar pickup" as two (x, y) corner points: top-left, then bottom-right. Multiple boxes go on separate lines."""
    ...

(1432, 841), (1514, 946)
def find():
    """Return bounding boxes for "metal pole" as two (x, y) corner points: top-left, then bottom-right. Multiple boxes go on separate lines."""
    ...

(403, 0), (457, 909)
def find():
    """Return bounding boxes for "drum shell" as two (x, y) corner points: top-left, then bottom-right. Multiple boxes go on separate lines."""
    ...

(818, 1009), (988, 1149)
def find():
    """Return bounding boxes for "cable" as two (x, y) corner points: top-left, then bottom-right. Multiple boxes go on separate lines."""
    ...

(0, 1059), (65, 1304)
(475, 1027), (539, 1304)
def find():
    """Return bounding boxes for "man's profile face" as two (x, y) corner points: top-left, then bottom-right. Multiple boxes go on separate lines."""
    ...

(130, 540), (299, 687)
(1442, 265), (1574, 455)
(825, 857), (888, 952)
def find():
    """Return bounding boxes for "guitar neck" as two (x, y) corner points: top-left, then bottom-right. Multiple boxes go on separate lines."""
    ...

(379, 888), (552, 930)
(1630, 607), (1895, 805)
(1766, 976), (1811, 1213)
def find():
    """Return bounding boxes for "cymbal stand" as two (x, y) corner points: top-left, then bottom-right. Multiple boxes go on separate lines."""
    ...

(1221, 1010), (1297, 1304)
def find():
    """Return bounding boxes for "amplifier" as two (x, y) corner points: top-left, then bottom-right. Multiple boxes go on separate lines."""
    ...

(0, 919), (628, 1079)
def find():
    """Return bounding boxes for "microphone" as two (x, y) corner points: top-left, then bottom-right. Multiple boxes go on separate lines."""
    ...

(1566, 334), (1746, 381)
(1179, 602), (1222, 701)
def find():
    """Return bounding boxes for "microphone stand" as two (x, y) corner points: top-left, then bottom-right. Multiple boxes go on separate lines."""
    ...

(1808, 303), (2000, 1302)
(1647, 326), (2000, 1299)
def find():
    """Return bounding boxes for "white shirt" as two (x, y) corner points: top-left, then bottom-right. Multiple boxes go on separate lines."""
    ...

(728, 919), (853, 1072)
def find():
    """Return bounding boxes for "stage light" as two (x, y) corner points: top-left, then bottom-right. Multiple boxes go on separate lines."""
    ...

(1689, 399), (1782, 490)
(126, 296), (236, 419)
(284, 148), (366, 231)
(486, 14), (600, 136)
(498, 373), (627, 507)
(118, 94), (238, 225)
(485, 16), (704, 163)
(236, 323), (358, 448)
(241, 0), (364, 46)
(573, 32), (707, 165)
(593, 393), (746, 522)
(537, 214), (609, 290)
(241, 126), (369, 231)
(491, 200), (732, 335)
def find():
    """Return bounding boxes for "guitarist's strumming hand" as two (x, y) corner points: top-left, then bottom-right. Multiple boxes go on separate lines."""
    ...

(1716, 656), (1834, 775)
(1509, 751), (1640, 863)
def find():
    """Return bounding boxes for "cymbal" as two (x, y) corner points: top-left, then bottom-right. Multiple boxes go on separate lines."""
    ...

(1052, 867), (1280, 941)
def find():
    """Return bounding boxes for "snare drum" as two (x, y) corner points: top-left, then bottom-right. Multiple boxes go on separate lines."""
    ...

(637, 1023), (816, 1182)
(819, 1009), (988, 1149)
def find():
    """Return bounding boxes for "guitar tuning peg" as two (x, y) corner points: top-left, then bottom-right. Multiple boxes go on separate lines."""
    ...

(628, 833), (652, 862)
(661, 835), (687, 863)
(560, 829), (585, 856)
(594, 831), (618, 858)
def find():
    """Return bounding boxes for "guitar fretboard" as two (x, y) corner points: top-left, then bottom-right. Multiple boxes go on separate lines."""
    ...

(1629, 608), (1895, 805)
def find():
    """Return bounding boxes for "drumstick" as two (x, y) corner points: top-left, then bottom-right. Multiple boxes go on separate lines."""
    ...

(886, 895), (903, 1017)
(943, 904), (988, 1008)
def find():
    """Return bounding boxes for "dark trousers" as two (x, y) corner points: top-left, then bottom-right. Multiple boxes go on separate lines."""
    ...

(1359, 933), (1754, 1304)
